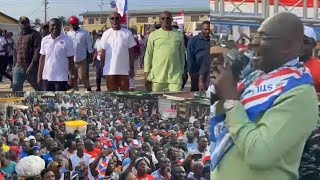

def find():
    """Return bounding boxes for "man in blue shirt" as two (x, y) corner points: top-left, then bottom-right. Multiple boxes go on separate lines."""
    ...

(187, 21), (211, 91)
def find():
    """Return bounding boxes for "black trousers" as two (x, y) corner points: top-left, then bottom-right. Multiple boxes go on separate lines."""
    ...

(0, 55), (12, 81)
(42, 80), (68, 91)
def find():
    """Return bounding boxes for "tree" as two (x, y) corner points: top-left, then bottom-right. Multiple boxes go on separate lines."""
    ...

(58, 16), (68, 26)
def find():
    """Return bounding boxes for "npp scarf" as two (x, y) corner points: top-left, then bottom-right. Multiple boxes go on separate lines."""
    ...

(210, 60), (314, 171)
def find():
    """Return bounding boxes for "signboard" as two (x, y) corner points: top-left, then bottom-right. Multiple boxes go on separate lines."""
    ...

(163, 109), (177, 119)
(173, 16), (184, 31)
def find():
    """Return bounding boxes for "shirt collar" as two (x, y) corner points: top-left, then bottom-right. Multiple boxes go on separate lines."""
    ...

(283, 57), (299, 66)
(198, 33), (210, 40)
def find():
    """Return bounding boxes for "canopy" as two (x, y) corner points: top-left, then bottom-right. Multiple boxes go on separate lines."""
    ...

(8, 104), (29, 110)
(42, 92), (55, 97)
(65, 120), (88, 127)
(224, 0), (317, 7)
(0, 98), (25, 103)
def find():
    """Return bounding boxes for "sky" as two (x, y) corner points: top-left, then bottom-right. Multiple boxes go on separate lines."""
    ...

(0, 0), (208, 23)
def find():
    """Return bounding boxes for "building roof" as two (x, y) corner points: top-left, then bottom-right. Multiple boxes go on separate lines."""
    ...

(0, 12), (19, 24)
(80, 7), (209, 17)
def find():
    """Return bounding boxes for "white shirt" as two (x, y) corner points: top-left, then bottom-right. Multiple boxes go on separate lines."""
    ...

(69, 153), (91, 171)
(0, 36), (7, 56)
(40, 34), (74, 81)
(67, 28), (93, 62)
(94, 38), (102, 61)
(101, 28), (136, 75)
(189, 116), (198, 124)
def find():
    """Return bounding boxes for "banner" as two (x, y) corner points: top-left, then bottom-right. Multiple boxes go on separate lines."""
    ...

(225, 0), (317, 7)
(163, 109), (177, 119)
(173, 10), (184, 31)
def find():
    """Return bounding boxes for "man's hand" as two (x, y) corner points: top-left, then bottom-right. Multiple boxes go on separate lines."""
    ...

(199, 80), (206, 92)
(144, 72), (152, 91)
(87, 53), (93, 64)
(92, 61), (96, 69)
(37, 75), (42, 85)
(129, 68), (134, 78)
(211, 62), (239, 101)
(26, 65), (34, 75)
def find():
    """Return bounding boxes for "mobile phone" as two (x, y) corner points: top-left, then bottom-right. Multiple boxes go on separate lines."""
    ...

(193, 154), (203, 160)
(64, 170), (71, 180)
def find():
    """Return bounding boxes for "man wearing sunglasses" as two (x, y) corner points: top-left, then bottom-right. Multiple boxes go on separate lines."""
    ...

(100, 12), (136, 91)
(299, 26), (320, 93)
(144, 11), (186, 92)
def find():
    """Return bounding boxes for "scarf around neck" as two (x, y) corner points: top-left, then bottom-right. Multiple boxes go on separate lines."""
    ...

(210, 59), (314, 171)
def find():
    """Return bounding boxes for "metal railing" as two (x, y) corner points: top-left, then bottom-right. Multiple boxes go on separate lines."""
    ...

(211, 0), (320, 25)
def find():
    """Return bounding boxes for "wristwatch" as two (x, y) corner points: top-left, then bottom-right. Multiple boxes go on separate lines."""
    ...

(223, 100), (240, 111)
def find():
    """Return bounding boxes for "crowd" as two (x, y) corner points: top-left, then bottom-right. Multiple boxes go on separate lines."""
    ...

(210, 12), (320, 180)
(0, 11), (211, 92)
(0, 92), (210, 180)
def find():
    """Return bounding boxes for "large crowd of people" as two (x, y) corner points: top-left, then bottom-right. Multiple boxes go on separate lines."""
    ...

(0, 11), (211, 92)
(0, 92), (210, 179)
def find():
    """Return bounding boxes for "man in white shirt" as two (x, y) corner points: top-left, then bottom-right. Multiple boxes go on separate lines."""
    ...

(0, 28), (12, 82)
(38, 18), (77, 91)
(92, 32), (103, 91)
(100, 12), (136, 91)
(68, 16), (93, 91)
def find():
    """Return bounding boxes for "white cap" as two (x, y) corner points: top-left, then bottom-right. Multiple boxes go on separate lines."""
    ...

(28, 135), (36, 142)
(304, 26), (317, 41)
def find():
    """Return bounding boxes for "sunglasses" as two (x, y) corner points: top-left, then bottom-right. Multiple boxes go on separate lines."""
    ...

(110, 17), (120, 20)
(304, 36), (316, 45)
(253, 33), (282, 41)
(161, 17), (172, 21)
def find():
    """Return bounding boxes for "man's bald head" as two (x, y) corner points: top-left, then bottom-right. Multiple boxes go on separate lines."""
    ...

(253, 12), (304, 72)
(260, 12), (304, 45)
(111, 12), (121, 18)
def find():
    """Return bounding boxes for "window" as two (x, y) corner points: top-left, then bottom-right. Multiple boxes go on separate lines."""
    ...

(101, 18), (107, 24)
(152, 17), (156, 19)
(88, 18), (94, 24)
(136, 17), (148, 23)
(191, 16), (200, 22)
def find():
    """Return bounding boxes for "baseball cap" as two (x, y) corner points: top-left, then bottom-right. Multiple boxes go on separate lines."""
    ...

(304, 26), (317, 41)
(19, 16), (30, 23)
(28, 135), (36, 142)
(48, 161), (62, 171)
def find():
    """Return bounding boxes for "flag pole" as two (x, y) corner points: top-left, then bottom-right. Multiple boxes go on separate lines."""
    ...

(126, 0), (129, 29)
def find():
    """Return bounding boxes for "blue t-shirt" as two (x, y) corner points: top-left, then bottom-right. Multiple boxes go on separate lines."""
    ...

(0, 161), (16, 176)
(122, 157), (131, 167)
(43, 153), (53, 167)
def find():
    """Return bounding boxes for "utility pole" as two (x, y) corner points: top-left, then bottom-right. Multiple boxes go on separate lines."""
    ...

(44, 0), (49, 23)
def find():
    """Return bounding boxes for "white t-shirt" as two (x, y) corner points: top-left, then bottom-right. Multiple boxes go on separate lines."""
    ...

(189, 116), (198, 124)
(69, 153), (91, 171)
(40, 34), (74, 81)
(0, 37), (7, 56)
(101, 28), (136, 76)
(94, 38), (102, 61)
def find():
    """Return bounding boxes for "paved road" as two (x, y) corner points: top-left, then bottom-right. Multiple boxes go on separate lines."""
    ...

(0, 61), (191, 92)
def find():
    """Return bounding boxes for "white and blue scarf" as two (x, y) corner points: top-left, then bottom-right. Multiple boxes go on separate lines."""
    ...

(210, 59), (314, 171)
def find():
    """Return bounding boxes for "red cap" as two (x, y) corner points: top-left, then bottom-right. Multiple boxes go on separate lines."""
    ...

(69, 16), (79, 25)
(203, 156), (210, 164)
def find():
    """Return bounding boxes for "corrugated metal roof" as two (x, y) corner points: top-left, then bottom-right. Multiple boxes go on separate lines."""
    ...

(80, 7), (209, 16)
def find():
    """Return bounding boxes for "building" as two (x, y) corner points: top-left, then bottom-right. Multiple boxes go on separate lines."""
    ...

(0, 12), (19, 37)
(79, 7), (210, 33)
